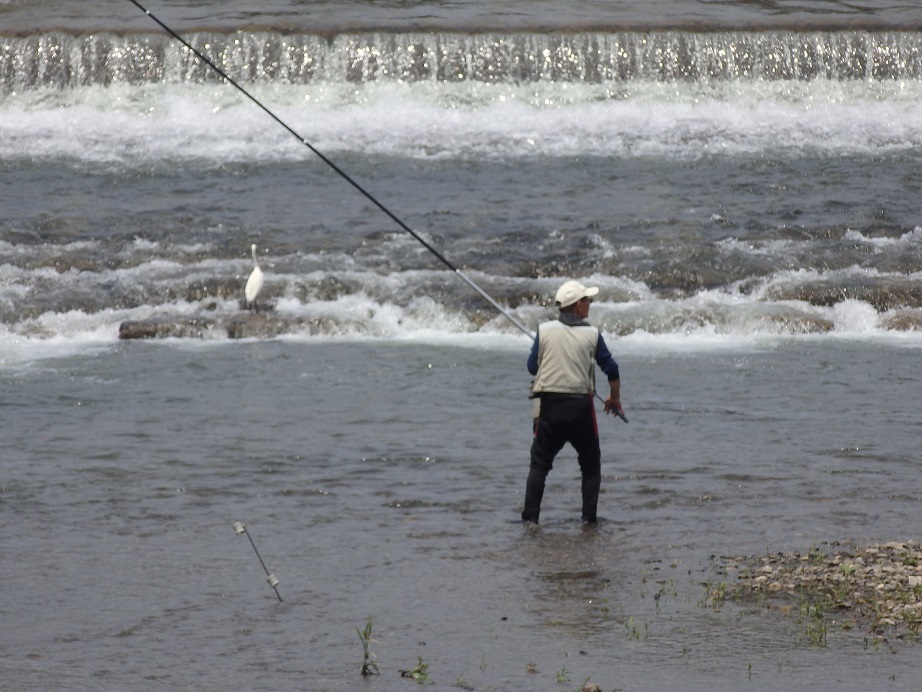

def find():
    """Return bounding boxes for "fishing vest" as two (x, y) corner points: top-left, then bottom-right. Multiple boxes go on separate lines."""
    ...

(530, 320), (599, 396)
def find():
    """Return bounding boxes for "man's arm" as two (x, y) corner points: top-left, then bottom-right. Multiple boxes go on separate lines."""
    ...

(527, 333), (540, 376)
(603, 377), (623, 416)
(596, 334), (624, 416)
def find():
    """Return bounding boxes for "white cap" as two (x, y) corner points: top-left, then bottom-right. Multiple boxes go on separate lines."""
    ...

(554, 280), (599, 308)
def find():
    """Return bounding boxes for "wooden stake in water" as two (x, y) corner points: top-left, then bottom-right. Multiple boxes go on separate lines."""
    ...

(233, 521), (282, 602)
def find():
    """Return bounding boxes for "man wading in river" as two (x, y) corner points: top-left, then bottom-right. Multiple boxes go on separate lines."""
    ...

(522, 280), (624, 525)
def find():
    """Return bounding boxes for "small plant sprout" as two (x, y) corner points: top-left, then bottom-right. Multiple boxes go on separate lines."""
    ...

(808, 544), (824, 564)
(356, 620), (379, 676)
(698, 580), (731, 609)
(797, 594), (828, 647)
(556, 665), (570, 683)
(399, 656), (430, 684)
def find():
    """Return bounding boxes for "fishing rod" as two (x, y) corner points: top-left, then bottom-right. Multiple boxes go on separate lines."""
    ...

(126, 0), (532, 339)
(127, 0), (626, 423)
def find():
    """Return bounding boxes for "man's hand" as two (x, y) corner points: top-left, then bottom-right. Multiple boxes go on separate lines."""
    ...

(604, 378), (627, 422)
(604, 396), (624, 416)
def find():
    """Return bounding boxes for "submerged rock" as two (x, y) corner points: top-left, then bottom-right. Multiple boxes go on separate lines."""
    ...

(119, 313), (339, 340)
(883, 309), (922, 331)
(118, 317), (218, 340)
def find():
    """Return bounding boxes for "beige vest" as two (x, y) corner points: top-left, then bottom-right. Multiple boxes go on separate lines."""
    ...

(530, 320), (599, 395)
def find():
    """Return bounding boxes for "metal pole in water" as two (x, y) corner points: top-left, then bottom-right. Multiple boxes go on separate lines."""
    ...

(234, 522), (282, 602)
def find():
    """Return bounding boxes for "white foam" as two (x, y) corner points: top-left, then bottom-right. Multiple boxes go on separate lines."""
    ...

(0, 317), (117, 368)
(5, 77), (922, 165)
(829, 299), (881, 333)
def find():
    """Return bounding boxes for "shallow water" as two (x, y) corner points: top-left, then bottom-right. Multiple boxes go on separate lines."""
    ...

(4, 338), (922, 689)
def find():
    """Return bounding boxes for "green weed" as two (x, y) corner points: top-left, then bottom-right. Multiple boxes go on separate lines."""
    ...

(401, 656), (431, 684)
(355, 620), (379, 676)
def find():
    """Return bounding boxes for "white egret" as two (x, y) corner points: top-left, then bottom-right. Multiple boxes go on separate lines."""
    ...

(244, 243), (264, 312)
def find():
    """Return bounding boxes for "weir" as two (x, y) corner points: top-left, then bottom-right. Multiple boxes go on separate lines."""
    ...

(4, 30), (922, 93)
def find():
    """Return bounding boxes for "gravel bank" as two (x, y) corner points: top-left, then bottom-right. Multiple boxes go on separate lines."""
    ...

(707, 541), (922, 642)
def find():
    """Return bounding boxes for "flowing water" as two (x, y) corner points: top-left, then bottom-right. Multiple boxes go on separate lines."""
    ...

(2, 1), (922, 689)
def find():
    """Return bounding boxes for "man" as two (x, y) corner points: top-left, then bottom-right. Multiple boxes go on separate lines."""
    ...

(522, 279), (624, 525)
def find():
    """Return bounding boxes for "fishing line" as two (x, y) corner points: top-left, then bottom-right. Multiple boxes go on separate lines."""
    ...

(126, 0), (532, 339)
(127, 0), (626, 422)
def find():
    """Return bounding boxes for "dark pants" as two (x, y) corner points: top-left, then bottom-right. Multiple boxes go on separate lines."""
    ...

(522, 394), (601, 524)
